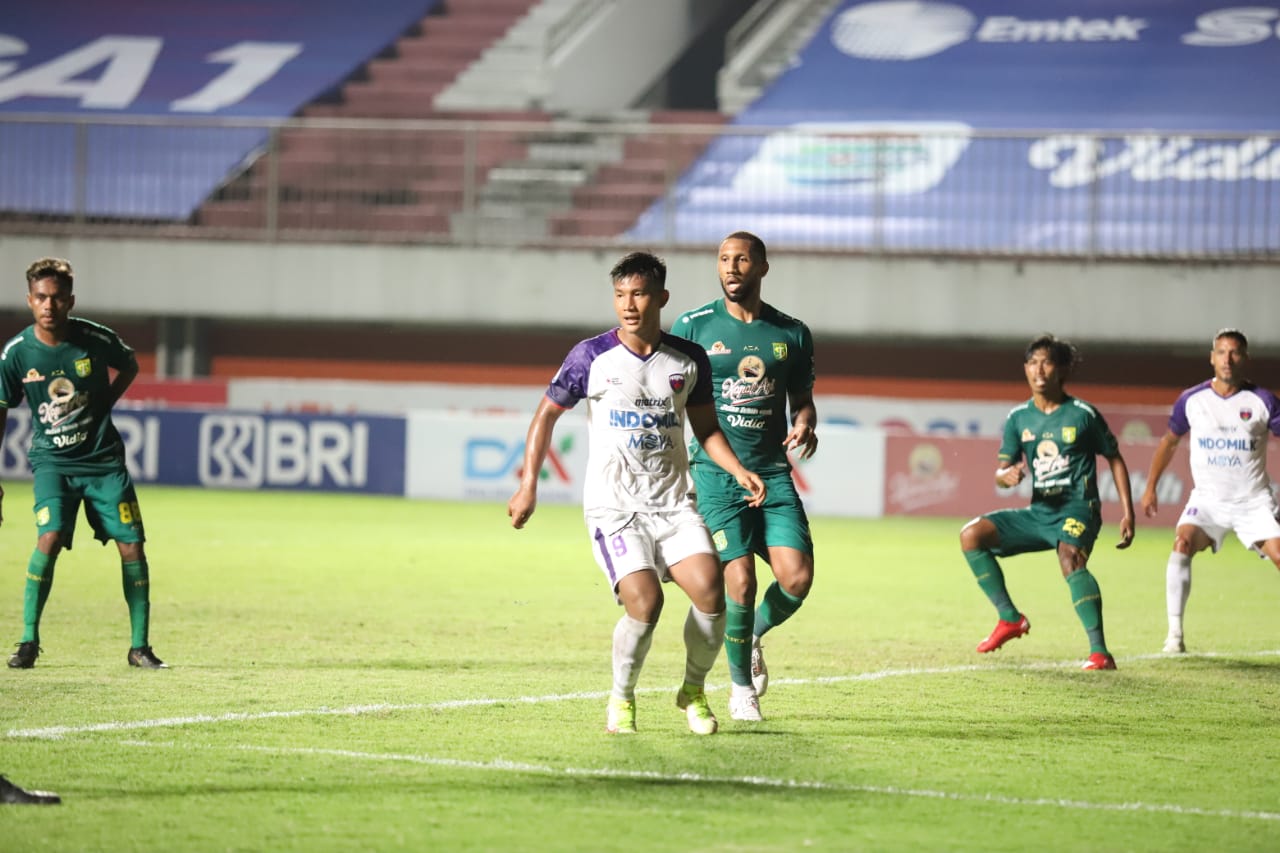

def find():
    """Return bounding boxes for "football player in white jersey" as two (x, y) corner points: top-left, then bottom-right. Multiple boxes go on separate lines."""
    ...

(508, 251), (766, 735)
(1141, 329), (1280, 653)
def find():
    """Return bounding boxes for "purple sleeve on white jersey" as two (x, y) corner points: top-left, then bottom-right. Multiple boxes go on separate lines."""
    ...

(662, 332), (712, 405)
(546, 330), (617, 409)
(1168, 382), (1209, 436)
(1260, 386), (1280, 437)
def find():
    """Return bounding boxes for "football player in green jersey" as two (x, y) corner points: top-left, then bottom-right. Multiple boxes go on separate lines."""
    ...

(960, 334), (1135, 670)
(0, 258), (166, 670)
(674, 232), (818, 721)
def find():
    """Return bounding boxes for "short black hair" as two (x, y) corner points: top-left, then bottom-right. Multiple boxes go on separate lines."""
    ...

(722, 231), (767, 262)
(1024, 333), (1080, 373)
(1213, 328), (1248, 352)
(26, 257), (74, 292)
(609, 251), (666, 289)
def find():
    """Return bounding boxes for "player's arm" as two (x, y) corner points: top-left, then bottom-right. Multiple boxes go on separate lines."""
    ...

(995, 414), (1026, 488)
(1107, 451), (1136, 549)
(508, 396), (566, 529)
(0, 407), (6, 526)
(784, 389), (818, 459)
(107, 353), (140, 408)
(1141, 430), (1182, 518)
(688, 402), (766, 507)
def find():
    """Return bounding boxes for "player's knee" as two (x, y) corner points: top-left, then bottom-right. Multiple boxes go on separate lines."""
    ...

(1172, 536), (1195, 555)
(959, 518), (988, 551)
(117, 540), (144, 562)
(724, 560), (757, 603)
(36, 531), (64, 556)
(782, 566), (813, 598)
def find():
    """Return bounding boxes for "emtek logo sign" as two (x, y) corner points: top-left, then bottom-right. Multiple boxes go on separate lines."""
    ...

(829, 2), (1280, 60)
(199, 415), (368, 488)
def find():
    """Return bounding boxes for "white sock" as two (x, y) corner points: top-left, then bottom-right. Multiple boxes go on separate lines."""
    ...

(730, 683), (757, 701)
(1166, 552), (1192, 637)
(682, 605), (725, 687)
(612, 614), (655, 701)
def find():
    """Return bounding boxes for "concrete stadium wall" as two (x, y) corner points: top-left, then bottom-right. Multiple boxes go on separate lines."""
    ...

(0, 234), (1273, 350)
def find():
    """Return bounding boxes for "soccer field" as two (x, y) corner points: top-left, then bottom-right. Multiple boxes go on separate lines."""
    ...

(2, 484), (1278, 852)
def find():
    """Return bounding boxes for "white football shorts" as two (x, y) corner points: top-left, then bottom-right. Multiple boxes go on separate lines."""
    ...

(585, 505), (716, 601)
(1176, 488), (1280, 555)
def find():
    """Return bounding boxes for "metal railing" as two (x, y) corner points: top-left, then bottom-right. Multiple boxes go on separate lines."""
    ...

(1, 112), (1275, 261)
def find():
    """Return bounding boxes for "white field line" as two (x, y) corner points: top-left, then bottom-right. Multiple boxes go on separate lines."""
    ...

(8, 649), (1280, 742)
(2, 663), (1008, 740)
(122, 740), (1280, 823)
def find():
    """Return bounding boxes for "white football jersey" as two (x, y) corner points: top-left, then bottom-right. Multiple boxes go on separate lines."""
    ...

(545, 329), (713, 514)
(1169, 380), (1280, 501)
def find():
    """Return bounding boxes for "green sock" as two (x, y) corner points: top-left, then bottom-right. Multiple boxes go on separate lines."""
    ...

(724, 597), (753, 687)
(754, 581), (805, 638)
(121, 559), (151, 648)
(21, 551), (56, 645)
(963, 549), (1021, 623)
(1065, 568), (1107, 653)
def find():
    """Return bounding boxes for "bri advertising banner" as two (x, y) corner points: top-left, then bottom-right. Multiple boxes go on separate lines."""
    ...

(0, 407), (406, 495)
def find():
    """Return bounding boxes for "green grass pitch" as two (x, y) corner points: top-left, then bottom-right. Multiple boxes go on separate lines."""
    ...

(2, 483), (1278, 852)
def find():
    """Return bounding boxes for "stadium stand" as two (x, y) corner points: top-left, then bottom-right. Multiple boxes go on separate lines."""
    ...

(546, 110), (727, 239)
(0, 0), (447, 223)
(627, 0), (1280, 257)
(196, 0), (550, 240)
(1, 1), (1275, 258)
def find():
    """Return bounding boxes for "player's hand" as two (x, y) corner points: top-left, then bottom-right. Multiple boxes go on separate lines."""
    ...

(1116, 515), (1135, 549)
(737, 471), (767, 508)
(995, 462), (1026, 488)
(783, 423), (818, 460)
(508, 489), (537, 529)
(1140, 490), (1159, 518)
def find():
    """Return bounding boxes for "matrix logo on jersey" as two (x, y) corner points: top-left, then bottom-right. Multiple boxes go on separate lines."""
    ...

(198, 414), (368, 488)
(830, 2), (1147, 61)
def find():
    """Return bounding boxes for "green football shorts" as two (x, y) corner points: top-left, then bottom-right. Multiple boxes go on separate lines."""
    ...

(691, 465), (813, 563)
(984, 500), (1101, 558)
(32, 467), (145, 549)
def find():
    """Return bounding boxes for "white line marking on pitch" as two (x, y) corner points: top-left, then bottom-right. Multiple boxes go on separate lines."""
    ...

(9, 650), (1279, 741)
(120, 740), (1280, 823)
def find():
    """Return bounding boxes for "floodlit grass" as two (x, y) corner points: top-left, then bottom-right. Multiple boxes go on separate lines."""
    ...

(2, 483), (1278, 852)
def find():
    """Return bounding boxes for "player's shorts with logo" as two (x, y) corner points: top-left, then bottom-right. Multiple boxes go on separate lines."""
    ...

(585, 504), (716, 601)
(984, 499), (1101, 557)
(1177, 488), (1280, 554)
(32, 467), (145, 548)
(691, 465), (813, 562)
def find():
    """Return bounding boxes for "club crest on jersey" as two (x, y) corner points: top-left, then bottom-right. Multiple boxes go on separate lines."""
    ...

(74, 358), (91, 378)
(1240, 408), (1253, 422)
(772, 342), (788, 361)
(22, 368), (44, 383)
(669, 373), (686, 392)
(1062, 427), (1077, 443)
